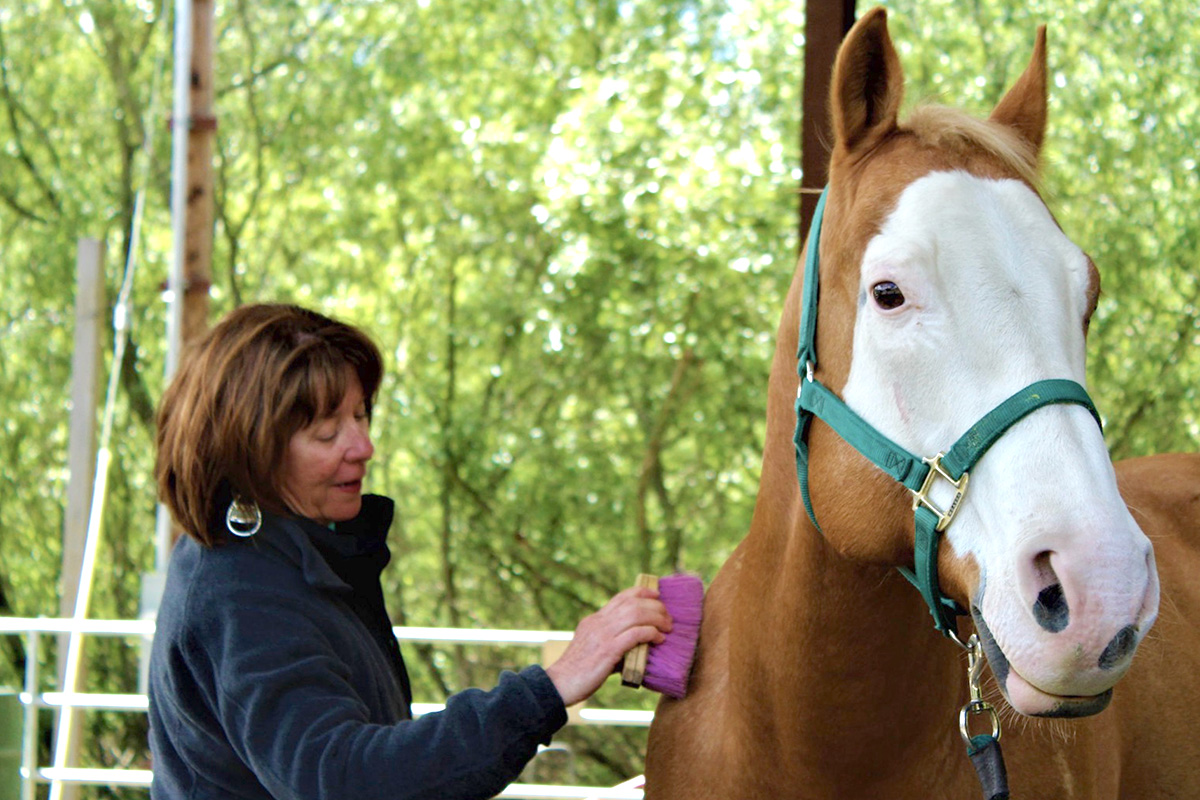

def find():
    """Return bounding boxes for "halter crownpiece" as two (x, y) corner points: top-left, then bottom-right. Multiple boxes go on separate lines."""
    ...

(792, 186), (1103, 641)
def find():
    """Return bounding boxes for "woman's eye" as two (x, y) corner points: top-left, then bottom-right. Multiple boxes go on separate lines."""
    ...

(872, 281), (905, 310)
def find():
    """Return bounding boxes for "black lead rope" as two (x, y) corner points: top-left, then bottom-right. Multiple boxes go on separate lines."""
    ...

(967, 734), (1011, 800)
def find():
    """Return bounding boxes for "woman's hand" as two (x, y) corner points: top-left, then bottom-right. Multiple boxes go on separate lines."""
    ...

(544, 585), (673, 707)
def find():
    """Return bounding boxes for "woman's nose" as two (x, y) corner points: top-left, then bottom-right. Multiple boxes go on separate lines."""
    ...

(347, 425), (374, 461)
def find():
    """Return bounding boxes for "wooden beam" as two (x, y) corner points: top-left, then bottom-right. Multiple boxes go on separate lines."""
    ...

(184, 0), (215, 343)
(799, 0), (857, 238)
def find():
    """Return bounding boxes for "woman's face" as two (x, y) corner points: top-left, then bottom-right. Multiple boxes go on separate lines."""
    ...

(279, 373), (374, 525)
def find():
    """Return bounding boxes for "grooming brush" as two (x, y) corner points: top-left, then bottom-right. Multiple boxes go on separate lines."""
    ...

(621, 573), (704, 699)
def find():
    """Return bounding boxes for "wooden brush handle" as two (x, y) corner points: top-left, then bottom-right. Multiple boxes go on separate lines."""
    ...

(620, 574), (659, 688)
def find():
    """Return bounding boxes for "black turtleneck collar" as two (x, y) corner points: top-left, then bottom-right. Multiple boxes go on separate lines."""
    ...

(294, 495), (395, 594)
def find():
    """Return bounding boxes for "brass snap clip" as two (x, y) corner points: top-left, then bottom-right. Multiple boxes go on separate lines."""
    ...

(958, 634), (1001, 745)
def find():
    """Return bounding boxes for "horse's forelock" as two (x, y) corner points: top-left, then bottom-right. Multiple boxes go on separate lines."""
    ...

(902, 104), (1041, 190)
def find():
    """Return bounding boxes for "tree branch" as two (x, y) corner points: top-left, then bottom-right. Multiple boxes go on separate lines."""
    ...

(0, 23), (63, 215)
(634, 347), (697, 572)
(119, 336), (158, 431)
(0, 179), (49, 223)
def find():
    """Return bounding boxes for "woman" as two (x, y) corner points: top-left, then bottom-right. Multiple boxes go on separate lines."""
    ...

(149, 303), (672, 799)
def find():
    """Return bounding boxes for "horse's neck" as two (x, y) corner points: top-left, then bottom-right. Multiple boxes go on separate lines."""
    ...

(726, 503), (966, 786)
(714, 262), (969, 787)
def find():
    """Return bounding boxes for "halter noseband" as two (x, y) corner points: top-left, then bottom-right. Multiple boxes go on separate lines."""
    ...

(793, 187), (1103, 642)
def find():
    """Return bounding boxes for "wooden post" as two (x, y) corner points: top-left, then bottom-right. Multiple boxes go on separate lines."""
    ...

(60, 239), (104, 639)
(184, 0), (215, 343)
(799, 0), (857, 239)
(56, 237), (105, 800)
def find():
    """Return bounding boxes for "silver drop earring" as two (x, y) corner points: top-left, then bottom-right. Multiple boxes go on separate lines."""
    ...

(226, 497), (262, 537)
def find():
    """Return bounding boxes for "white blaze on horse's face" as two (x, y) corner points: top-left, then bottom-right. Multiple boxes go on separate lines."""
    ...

(842, 169), (1159, 718)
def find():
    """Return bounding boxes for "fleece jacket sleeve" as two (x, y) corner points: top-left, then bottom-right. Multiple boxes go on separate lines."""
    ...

(185, 581), (568, 800)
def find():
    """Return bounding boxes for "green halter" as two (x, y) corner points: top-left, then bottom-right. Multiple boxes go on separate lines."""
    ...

(793, 187), (1103, 640)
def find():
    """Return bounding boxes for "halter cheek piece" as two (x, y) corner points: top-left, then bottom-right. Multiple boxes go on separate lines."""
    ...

(793, 187), (1103, 642)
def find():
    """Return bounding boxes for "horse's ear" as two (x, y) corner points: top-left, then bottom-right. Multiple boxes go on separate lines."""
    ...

(989, 26), (1048, 155)
(831, 7), (903, 157)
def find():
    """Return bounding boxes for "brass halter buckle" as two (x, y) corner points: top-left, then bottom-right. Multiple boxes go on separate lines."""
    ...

(911, 452), (969, 532)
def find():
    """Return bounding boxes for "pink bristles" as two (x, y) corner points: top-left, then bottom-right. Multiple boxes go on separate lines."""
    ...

(643, 574), (704, 698)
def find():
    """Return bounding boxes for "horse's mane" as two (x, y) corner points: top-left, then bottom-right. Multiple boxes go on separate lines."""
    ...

(902, 104), (1041, 190)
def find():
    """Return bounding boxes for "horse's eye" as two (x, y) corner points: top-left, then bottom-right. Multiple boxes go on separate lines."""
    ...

(872, 281), (905, 310)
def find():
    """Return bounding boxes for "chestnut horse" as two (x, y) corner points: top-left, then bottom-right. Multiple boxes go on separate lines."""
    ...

(643, 9), (1200, 799)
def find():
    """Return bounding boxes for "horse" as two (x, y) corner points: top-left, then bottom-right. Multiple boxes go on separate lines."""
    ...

(643, 8), (1200, 799)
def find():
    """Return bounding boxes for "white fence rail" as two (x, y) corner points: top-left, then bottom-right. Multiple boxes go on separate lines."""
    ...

(0, 617), (649, 799)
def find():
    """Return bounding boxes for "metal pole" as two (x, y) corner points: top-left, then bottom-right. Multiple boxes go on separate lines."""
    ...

(47, 449), (111, 800)
(20, 632), (39, 800)
(140, 0), (197, 699)
(159, 0), (195, 575)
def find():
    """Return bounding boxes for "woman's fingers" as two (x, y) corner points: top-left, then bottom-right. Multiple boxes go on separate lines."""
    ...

(544, 587), (675, 706)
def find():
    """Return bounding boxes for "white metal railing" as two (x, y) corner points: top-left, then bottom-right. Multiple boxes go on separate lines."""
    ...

(0, 617), (649, 800)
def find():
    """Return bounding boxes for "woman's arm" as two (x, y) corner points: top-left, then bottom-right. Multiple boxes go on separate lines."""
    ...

(194, 593), (565, 800)
(179, 580), (669, 800)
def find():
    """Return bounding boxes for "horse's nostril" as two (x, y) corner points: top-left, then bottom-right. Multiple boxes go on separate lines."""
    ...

(1033, 583), (1070, 633)
(1098, 625), (1138, 670)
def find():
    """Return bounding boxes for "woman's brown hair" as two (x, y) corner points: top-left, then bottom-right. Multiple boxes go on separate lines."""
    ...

(155, 303), (383, 546)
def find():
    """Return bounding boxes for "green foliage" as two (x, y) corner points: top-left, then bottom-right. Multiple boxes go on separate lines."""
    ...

(0, 0), (1197, 793)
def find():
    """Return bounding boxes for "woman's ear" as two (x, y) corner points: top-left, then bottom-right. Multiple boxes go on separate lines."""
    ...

(989, 26), (1048, 157)
(831, 7), (904, 158)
